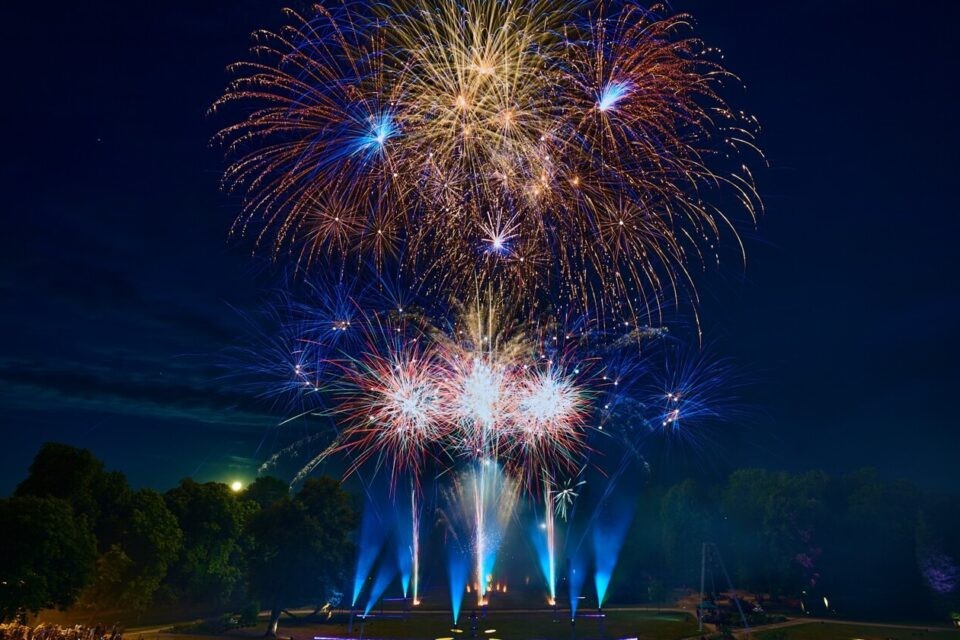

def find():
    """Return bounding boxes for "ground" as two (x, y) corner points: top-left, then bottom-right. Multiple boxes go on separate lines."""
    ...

(143, 610), (699, 640)
(46, 603), (960, 640)
(754, 621), (959, 640)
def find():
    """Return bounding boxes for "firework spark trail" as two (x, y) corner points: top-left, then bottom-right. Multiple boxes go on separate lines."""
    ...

(411, 486), (420, 605)
(472, 464), (486, 606)
(440, 462), (519, 607)
(544, 477), (556, 604)
(511, 365), (592, 488)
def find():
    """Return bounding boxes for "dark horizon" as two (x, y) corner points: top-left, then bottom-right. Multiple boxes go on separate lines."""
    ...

(1, 0), (958, 495)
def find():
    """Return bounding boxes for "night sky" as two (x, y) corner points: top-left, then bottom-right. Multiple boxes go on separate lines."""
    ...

(1, 1), (957, 494)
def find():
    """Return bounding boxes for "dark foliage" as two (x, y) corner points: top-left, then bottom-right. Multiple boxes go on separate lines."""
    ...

(0, 495), (97, 620)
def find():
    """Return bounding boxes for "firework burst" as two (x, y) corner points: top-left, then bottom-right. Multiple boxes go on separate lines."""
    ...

(331, 329), (448, 486)
(213, 0), (763, 324)
(251, 286), (597, 493)
(231, 279), (739, 498)
(510, 366), (591, 487)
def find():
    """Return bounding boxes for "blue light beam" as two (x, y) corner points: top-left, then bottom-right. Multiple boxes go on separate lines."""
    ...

(447, 543), (470, 625)
(364, 558), (398, 616)
(591, 506), (634, 607)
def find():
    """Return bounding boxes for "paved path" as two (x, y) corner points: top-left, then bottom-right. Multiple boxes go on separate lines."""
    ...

(681, 615), (955, 639)
(126, 621), (202, 637)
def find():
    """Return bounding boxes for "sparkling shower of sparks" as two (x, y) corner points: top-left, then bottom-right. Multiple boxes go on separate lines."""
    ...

(544, 479), (556, 602)
(411, 487), (421, 605)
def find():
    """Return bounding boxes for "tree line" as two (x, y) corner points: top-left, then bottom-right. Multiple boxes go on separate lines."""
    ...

(0, 443), (357, 635)
(612, 468), (960, 620)
(2, 443), (958, 628)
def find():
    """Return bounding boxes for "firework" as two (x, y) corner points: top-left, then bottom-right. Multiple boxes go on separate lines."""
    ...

(214, 0), (761, 616)
(643, 344), (741, 454)
(213, 0), (762, 324)
(440, 462), (520, 606)
(510, 366), (591, 487)
(410, 487), (421, 605)
(553, 468), (587, 522)
(232, 282), (743, 609)
(318, 292), (594, 491)
(543, 476), (557, 604)
(327, 318), (449, 487)
(233, 279), (737, 498)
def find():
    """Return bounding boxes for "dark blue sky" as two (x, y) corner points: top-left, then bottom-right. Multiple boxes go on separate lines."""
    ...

(1, 1), (957, 494)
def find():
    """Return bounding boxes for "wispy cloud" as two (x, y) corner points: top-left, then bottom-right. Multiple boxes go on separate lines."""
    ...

(0, 355), (276, 430)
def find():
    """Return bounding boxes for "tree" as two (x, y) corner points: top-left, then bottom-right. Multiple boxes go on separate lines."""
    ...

(647, 578), (666, 612)
(16, 443), (184, 614)
(916, 494), (960, 616)
(163, 479), (253, 605)
(660, 479), (714, 587)
(81, 489), (182, 613)
(722, 469), (829, 597)
(823, 469), (925, 616)
(242, 477), (290, 509)
(246, 477), (357, 636)
(612, 484), (668, 603)
(15, 442), (130, 545)
(0, 496), (97, 621)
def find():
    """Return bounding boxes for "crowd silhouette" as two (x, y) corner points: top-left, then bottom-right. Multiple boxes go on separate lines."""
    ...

(0, 623), (122, 640)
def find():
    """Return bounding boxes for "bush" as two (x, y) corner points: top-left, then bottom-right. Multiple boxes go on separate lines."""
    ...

(237, 601), (260, 627)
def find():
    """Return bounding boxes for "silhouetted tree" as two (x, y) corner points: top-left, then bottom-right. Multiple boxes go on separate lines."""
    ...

(0, 496), (96, 621)
(242, 476), (290, 509)
(245, 477), (357, 636)
(80, 489), (182, 613)
(916, 493), (960, 616)
(15, 443), (184, 613)
(15, 442), (129, 546)
(661, 479), (714, 587)
(163, 479), (255, 606)
(722, 469), (829, 597)
(822, 469), (925, 615)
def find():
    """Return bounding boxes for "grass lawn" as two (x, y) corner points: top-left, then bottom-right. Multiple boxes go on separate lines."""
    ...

(157, 610), (698, 640)
(755, 622), (958, 640)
